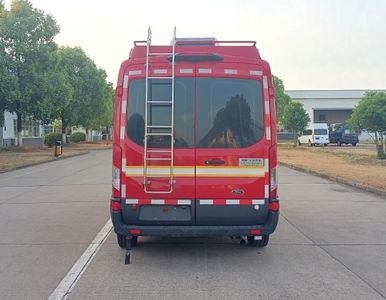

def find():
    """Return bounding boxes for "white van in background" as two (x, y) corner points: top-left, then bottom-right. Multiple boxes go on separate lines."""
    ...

(298, 123), (329, 146)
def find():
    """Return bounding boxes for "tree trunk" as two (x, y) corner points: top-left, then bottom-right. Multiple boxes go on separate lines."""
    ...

(86, 128), (90, 141)
(61, 115), (67, 144)
(17, 111), (23, 147)
(293, 131), (297, 147)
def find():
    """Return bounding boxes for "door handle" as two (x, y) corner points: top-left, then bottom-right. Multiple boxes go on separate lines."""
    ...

(205, 159), (225, 166)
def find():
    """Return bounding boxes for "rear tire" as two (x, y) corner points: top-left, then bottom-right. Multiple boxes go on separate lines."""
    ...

(117, 234), (125, 248)
(247, 235), (269, 247)
(117, 234), (138, 248)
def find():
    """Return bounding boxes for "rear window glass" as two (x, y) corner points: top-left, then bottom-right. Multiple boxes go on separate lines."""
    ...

(127, 79), (194, 148)
(196, 78), (264, 148)
(314, 129), (328, 135)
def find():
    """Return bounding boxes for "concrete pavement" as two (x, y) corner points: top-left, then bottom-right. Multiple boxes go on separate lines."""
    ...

(70, 159), (386, 299)
(1, 150), (386, 299)
(0, 151), (111, 299)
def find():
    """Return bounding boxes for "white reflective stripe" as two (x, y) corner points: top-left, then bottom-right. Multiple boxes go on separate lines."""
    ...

(123, 75), (129, 88)
(151, 199), (165, 205)
(266, 127), (271, 140)
(154, 69), (167, 74)
(264, 159), (269, 172)
(263, 76), (268, 89)
(264, 101), (270, 115)
(121, 100), (127, 114)
(179, 68), (193, 74)
(196, 167), (265, 177)
(252, 199), (265, 205)
(120, 126), (125, 140)
(121, 158), (126, 172)
(177, 199), (191, 205)
(121, 184), (126, 198)
(226, 199), (240, 205)
(250, 70), (263, 76)
(128, 70), (141, 76)
(200, 199), (213, 205)
(224, 69), (237, 74)
(125, 199), (139, 204)
(264, 185), (269, 198)
(198, 68), (212, 74)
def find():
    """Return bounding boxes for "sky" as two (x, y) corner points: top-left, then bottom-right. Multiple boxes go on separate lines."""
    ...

(4, 0), (386, 90)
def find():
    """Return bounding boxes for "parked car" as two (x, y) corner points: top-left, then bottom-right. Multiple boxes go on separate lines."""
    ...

(298, 123), (329, 146)
(329, 123), (359, 146)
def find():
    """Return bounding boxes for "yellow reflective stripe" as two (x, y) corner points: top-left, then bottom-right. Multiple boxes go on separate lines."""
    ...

(197, 167), (265, 177)
(125, 166), (265, 177)
(126, 166), (194, 177)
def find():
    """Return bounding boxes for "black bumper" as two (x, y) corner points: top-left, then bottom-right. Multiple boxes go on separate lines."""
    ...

(111, 205), (279, 237)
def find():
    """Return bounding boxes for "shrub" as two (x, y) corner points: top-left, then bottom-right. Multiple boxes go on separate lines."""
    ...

(70, 132), (86, 143)
(44, 133), (62, 147)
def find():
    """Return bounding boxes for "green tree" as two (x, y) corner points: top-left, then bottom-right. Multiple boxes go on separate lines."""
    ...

(282, 101), (310, 146)
(273, 75), (292, 126)
(46, 47), (112, 142)
(347, 91), (386, 159)
(0, 0), (59, 145)
(76, 70), (114, 137)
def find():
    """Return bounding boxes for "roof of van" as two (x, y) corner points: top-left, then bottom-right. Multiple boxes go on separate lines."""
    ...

(129, 41), (261, 62)
(307, 123), (329, 129)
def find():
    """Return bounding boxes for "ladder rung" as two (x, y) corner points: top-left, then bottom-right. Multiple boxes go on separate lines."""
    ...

(146, 150), (172, 153)
(147, 101), (173, 104)
(149, 52), (173, 56)
(147, 125), (172, 129)
(148, 76), (173, 80)
(146, 132), (173, 136)
(145, 158), (172, 161)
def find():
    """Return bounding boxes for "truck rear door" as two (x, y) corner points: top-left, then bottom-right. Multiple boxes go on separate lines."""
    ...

(195, 65), (269, 225)
(122, 63), (196, 225)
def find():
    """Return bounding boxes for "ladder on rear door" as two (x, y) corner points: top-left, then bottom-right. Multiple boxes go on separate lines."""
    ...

(143, 27), (176, 194)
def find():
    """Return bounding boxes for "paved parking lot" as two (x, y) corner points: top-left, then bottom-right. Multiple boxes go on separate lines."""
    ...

(0, 150), (385, 299)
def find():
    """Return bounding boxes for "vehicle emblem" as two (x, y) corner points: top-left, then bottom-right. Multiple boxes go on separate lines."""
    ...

(232, 189), (245, 195)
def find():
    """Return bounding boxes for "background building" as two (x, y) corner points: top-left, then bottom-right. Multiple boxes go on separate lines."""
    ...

(286, 89), (385, 124)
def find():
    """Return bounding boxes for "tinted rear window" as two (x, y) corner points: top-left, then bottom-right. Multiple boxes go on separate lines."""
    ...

(127, 79), (194, 148)
(314, 129), (328, 135)
(196, 78), (264, 148)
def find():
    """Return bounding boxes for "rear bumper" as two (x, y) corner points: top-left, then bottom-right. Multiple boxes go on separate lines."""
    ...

(111, 201), (279, 237)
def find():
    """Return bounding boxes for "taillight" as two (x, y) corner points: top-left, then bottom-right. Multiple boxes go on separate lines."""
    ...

(112, 144), (122, 198)
(250, 229), (262, 235)
(111, 200), (122, 211)
(269, 145), (278, 199)
(268, 201), (280, 212)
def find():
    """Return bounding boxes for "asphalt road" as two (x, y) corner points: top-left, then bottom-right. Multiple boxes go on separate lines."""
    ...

(1, 150), (386, 300)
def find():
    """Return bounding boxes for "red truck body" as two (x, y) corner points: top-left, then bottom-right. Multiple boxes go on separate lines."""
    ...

(111, 32), (279, 257)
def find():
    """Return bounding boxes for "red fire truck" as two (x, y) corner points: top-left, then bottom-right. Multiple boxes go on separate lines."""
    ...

(111, 28), (279, 264)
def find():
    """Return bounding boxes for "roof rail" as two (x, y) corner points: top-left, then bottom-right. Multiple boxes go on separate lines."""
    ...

(133, 40), (147, 46)
(214, 41), (256, 46)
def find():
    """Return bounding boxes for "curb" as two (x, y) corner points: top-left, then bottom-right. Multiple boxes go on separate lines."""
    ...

(0, 151), (90, 174)
(279, 161), (386, 199)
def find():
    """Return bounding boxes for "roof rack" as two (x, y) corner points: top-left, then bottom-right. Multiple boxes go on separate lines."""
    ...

(134, 39), (256, 47)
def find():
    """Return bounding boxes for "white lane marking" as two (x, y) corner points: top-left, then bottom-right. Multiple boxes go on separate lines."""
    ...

(48, 219), (113, 300)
